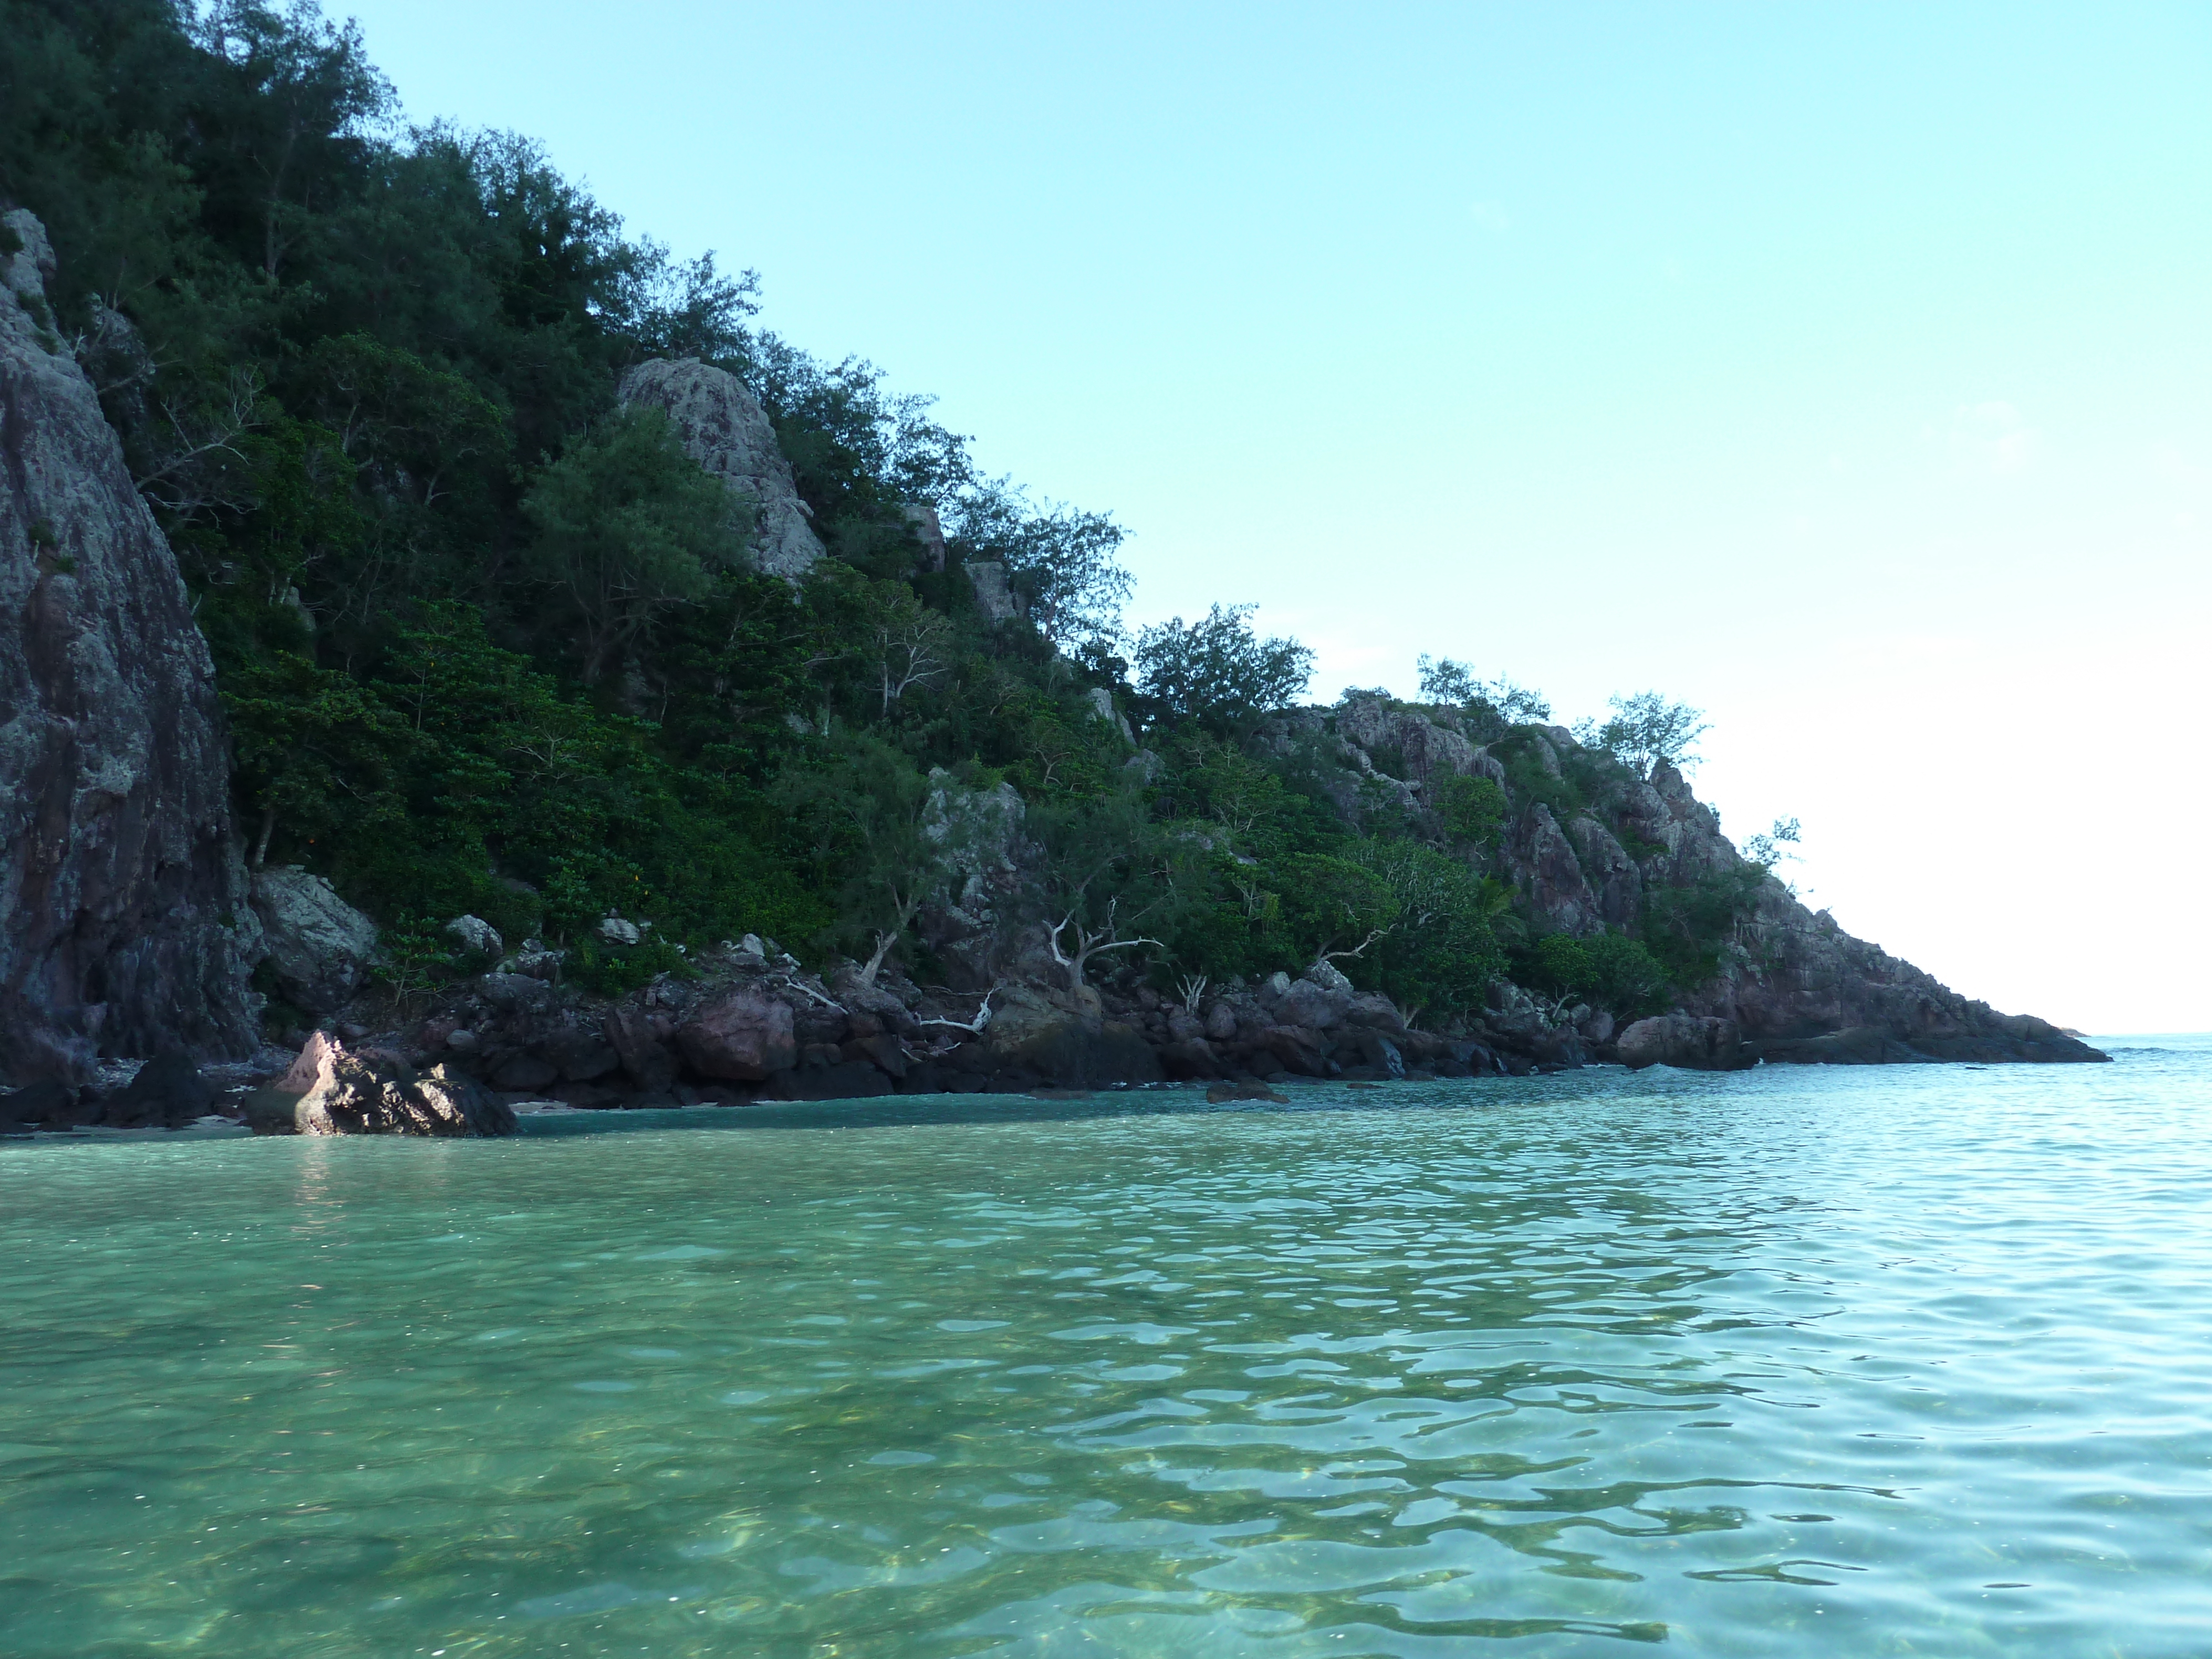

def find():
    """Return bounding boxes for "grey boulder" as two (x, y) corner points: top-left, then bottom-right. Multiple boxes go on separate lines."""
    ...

(251, 867), (378, 1014)
(444, 915), (503, 957)
(676, 987), (797, 1081)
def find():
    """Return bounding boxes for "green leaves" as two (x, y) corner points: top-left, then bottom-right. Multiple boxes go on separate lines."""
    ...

(1433, 773), (1508, 851)
(1586, 691), (1710, 777)
(1520, 931), (1670, 1018)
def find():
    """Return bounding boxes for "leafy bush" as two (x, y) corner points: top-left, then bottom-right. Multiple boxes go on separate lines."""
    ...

(1519, 931), (1669, 1016)
(1637, 868), (1765, 990)
(566, 933), (690, 998)
(1433, 773), (1507, 849)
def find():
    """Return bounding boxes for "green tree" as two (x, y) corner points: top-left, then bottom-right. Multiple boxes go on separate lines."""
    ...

(1433, 773), (1507, 851)
(1028, 783), (1188, 993)
(953, 484), (1129, 648)
(1587, 691), (1709, 776)
(775, 735), (946, 985)
(1134, 604), (1314, 736)
(520, 407), (748, 682)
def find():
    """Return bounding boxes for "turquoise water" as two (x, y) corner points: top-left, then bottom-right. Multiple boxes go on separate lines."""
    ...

(3, 1040), (2209, 1657)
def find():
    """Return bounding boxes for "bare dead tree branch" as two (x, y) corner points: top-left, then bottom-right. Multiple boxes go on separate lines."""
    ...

(1316, 926), (1390, 967)
(1048, 899), (1163, 992)
(918, 985), (1000, 1036)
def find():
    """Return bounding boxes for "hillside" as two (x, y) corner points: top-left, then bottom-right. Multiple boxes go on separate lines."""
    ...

(0, 1), (2100, 1118)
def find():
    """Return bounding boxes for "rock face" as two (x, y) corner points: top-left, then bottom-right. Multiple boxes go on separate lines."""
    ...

(617, 358), (823, 579)
(965, 560), (1019, 623)
(0, 209), (259, 1084)
(99, 1051), (218, 1127)
(250, 865), (379, 1015)
(1706, 903), (2103, 1065)
(676, 985), (798, 1081)
(917, 769), (1028, 985)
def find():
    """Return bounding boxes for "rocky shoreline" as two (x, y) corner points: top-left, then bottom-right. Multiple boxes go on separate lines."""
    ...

(2, 935), (2107, 1138)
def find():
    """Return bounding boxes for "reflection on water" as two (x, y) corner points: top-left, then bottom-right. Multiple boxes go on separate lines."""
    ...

(3, 1039), (2209, 1657)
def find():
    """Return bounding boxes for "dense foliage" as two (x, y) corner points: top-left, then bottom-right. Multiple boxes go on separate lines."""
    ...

(1, 0), (1765, 1031)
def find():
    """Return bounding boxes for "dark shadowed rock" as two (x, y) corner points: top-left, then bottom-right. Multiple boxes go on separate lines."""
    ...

(1158, 1038), (1222, 1081)
(0, 210), (258, 1083)
(100, 1051), (215, 1128)
(1276, 978), (1348, 1030)
(992, 1015), (1163, 1088)
(1348, 1030), (1406, 1077)
(0, 1076), (74, 1129)
(1251, 1025), (1329, 1078)
(1208, 1081), (1289, 1104)
(603, 1006), (677, 1091)
(1751, 1026), (1937, 1065)
(478, 972), (555, 1015)
(492, 1053), (557, 1092)
(846, 1031), (909, 1079)
(540, 1024), (619, 1082)
(764, 1059), (894, 1101)
(677, 987), (798, 1081)
(1616, 1015), (1753, 1072)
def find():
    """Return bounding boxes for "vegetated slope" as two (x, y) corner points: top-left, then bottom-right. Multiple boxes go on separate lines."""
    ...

(0, 0), (2098, 1095)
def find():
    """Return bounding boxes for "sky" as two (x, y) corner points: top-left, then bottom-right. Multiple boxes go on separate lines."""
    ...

(337, 1), (2210, 1034)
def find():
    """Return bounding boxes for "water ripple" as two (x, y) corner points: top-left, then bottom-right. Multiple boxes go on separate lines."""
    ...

(2, 1039), (2209, 1656)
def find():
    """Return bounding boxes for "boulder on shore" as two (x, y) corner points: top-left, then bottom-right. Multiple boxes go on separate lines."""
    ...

(1615, 1015), (1753, 1072)
(676, 987), (797, 1081)
(286, 1033), (515, 1136)
(99, 1052), (215, 1128)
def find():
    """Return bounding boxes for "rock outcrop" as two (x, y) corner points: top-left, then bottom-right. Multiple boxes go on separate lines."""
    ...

(0, 209), (258, 1084)
(617, 358), (823, 578)
(280, 1032), (515, 1136)
(1257, 697), (2104, 1067)
(676, 985), (797, 1081)
(965, 560), (1019, 623)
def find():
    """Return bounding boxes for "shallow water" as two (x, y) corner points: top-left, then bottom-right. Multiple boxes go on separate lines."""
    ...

(3, 1038), (2209, 1657)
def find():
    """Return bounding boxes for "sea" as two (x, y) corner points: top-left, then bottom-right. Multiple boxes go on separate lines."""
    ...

(2, 1035), (2206, 1657)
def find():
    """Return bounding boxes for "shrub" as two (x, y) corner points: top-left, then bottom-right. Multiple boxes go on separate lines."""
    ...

(1520, 931), (1670, 1016)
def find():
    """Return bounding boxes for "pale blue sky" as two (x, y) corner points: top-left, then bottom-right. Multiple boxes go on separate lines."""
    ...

(341, 1), (2210, 1030)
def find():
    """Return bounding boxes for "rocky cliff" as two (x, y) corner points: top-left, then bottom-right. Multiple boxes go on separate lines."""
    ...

(0, 210), (259, 1084)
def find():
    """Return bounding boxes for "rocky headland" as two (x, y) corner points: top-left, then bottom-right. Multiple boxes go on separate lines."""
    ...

(0, 197), (2104, 1138)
